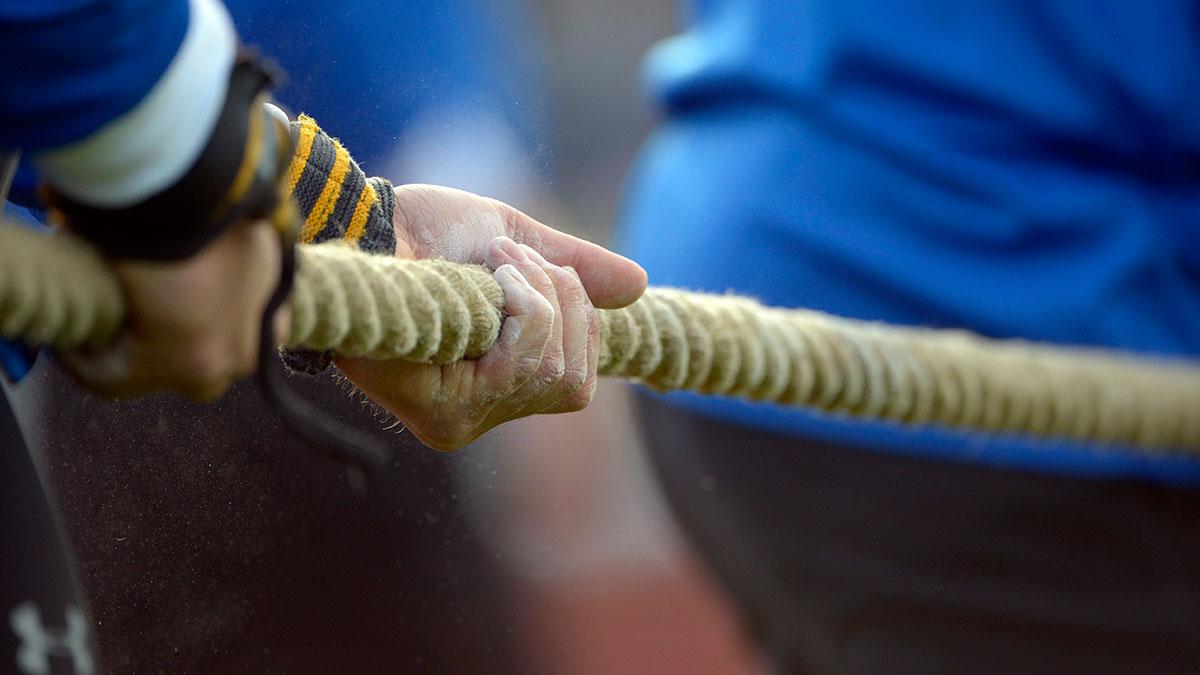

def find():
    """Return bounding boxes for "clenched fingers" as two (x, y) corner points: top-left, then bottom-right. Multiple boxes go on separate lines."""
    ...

(473, 259), (556, 399)
(522, 248), (595, 414)
(484, 238), (597, 416)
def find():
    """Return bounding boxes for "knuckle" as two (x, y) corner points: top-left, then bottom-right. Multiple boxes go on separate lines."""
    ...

(561, 265), (585, 287)
(551, 266), (580, 292)
(536, 358), (566, 387)
(525, 266), (556, 297)
(561, 381), (596, 412)
(560, 288), (586, 314)
(513, 354), (543, 381)
(561, 363), (587, 393)
(532, 296), (556, 322)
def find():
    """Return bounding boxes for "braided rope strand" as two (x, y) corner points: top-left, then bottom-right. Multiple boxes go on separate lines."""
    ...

(0, 226), (125, 350)
(3, 227), (1198, 452)
(288, 242), (1200, 452)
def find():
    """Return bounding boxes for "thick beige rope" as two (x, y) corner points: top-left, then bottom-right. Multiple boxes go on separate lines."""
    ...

(0, 226), (125, 350)
(3, 225), (1199, 451)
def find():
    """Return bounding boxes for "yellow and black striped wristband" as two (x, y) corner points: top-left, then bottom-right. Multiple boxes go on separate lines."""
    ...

(282, 114), (396, 255)
(279, 115), (397, 375)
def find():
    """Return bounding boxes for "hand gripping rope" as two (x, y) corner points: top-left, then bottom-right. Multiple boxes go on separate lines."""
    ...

(2, 224), (1198, 455)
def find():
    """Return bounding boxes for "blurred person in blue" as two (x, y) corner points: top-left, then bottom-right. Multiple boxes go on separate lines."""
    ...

(1, 0), (645, 670)
(622, 2), (1200, 673)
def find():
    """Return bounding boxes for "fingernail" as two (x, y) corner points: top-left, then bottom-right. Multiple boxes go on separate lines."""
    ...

(497, 237), (527, 261)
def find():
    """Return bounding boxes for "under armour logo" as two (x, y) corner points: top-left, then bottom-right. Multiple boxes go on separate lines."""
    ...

(9, 602), (94, 675)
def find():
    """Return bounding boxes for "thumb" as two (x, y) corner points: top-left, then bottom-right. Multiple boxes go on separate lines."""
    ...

(501, 207), (647, 309)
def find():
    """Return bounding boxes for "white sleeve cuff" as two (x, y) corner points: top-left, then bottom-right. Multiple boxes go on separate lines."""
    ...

(34, 0), (237, 208)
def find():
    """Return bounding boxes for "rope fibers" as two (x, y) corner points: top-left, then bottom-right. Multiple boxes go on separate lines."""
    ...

(2, 225), (1197, 452)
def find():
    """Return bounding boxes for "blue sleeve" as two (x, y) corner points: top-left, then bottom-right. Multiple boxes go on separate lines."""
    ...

(7, 160), (42, 213)
(0, 0), (189, 151)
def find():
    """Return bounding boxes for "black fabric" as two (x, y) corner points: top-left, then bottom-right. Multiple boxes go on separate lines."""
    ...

(362, 176), (396, 254)
(324, 154), (367, 241)
(635, 395), (1200, 675)
(284, 120), (394, 255)
(278, 161), (395, 378)
(290, 123), (336, 220)
(277, 347), (333, 376)
(0, 389), (92, 673)
(14, 357), (517, 673)
(55, 53), (284, 262)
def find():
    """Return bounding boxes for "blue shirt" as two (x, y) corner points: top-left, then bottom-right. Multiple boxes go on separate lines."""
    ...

(620, 0), (1200, 486)
(0, 0), (188, 151)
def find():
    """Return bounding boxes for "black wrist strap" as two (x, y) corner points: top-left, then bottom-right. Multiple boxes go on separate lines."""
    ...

(47, 52), (284, 261)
